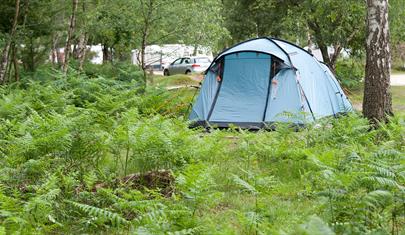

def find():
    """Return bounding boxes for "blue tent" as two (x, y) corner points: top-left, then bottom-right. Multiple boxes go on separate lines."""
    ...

(189, 37), (352, 129)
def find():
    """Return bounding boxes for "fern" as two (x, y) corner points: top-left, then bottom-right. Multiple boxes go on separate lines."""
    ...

(231, 174), (257, 195)
(167, 227), (200, 235)
(65, 200), (128, 227)
(292, 216), (335, 235)
(362, 190), (393, 209)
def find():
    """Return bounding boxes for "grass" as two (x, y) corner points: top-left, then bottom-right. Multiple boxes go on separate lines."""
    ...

(349, 86), (405, 115)
(150, 74), (200, 87)
(391, 69), (405, 74)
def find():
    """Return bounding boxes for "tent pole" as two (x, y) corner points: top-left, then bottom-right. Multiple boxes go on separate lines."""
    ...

(262, 57), (273, 124)
(207, 60), (225, 122)
(296, 77), (316, 121)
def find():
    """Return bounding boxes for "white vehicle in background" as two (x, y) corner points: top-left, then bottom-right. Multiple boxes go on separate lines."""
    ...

(132, 44), (213, 70)
(163, 57), (212, 76)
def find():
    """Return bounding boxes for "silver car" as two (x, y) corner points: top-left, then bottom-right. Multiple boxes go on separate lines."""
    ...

(163, 57), (211, 76)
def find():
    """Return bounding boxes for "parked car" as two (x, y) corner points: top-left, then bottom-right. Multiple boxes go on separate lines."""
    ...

(163, 57), (211, 76)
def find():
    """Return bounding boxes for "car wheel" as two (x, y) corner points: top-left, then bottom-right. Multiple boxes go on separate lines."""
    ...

(164, 69), (170, 76)
(185, 70), (191, 75)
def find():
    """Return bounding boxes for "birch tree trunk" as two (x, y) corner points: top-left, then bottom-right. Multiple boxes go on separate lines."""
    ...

(0, 0), (20, 84)
(51, 33), (61, 66)
(77, 33), (88, 71)
(76, 0), (87, 71)
(363, 0), (393, 124)
(138, 0), (155, 85)
(62, 0), (79, 74)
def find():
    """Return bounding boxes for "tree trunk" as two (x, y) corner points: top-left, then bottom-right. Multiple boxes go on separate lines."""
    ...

(318, 43), (331, 67)
(307, 31), (312, 54)
(62, 0), (79, 74)
(0, 0), (20, 84)
(12, 44), (19, 81)
(51, 33), (60, 66)
(27, 36), (35, 72)
(56, 48), (63, 66)
(139, 0), (155, 86)
(0, 44), (11, 84)
(76, 33), (88, 71)
(318, 43), (341, 71)
(308, 20), (341, 71)
(193, 44), (199, 56)
(102, 44), (112, 63)
(363, 0), (393, 124)
(76, 0), (87, 71)
(329, 44), (342, 71)
(140, 33), (147, 81)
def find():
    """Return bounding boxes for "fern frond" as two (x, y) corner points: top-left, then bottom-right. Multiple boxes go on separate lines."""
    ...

(231, 174), (257, 195)
(297, 215), (335, 235)
(134, 207), (167, 224)
(167, 227), (201, 235)
(365, 163), (396, 178)
(373, 149), (402, 159)
(362, 190), (393, 209)
(65, 200), (128, 226)
(362, 176), (404, 190)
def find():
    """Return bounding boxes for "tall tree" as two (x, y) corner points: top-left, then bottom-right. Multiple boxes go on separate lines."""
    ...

(390, 0), (405, 68)
(363, 0), (393, 124)
(62, 0), (78, 74)
(0, 0), (20, 83)
(222, 0), (294, 45)
(74, 0), (88, 70)
(301, 0), (365, 70)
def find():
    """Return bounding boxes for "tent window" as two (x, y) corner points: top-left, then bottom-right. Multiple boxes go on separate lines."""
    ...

(272, 58), (283, 76)
(270, 58), (284, 100)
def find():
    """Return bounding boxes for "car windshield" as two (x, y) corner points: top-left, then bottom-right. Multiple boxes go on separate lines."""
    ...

(195, 58), (211, 63)
(172, 58), (182, 65)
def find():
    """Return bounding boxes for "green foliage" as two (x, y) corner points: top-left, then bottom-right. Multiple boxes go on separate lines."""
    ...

(335, 58), (365, 89)
(82, 63), (144, 82)
(1, 0), (404, 232)
(115, 115), (198, 173)
(302, 0), (365, 51)
(66, 200), (128, 227)
(291, 216), (335, 235)
(0, 68), (404, 234)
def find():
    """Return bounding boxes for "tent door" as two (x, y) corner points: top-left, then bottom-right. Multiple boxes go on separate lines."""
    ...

(209, 52), (271, 124)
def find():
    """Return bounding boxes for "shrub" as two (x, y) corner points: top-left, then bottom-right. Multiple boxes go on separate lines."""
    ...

(82, 63), (144, 83)
(335, 58), (365, 89)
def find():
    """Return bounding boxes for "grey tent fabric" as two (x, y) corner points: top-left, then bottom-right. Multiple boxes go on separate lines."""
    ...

(189, 37), (352, 129)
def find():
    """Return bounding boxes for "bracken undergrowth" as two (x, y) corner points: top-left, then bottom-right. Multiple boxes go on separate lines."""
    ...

(0, 69), (403, 234)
